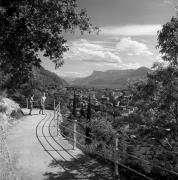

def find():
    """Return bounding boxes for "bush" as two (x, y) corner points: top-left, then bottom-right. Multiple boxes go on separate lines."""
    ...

(10, 109), (24, 119)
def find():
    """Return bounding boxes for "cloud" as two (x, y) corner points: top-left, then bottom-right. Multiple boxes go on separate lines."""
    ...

(63, 38), (155, 73)
(116, 37), (153, 56)
(64, 39), (122, 64)
(61, 71), (87, 77)
(163, 0), (172, 4)
(163, 0), (177, 5)
(95, 62), (141, 69)
(101, 24), (162, 36)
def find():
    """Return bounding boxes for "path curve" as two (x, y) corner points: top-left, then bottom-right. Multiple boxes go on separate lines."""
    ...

(6, 109), (115, 180)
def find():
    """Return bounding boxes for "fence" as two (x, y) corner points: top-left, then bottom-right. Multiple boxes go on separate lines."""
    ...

(11, 97), (55, 110)
(54, 102), (178, 179)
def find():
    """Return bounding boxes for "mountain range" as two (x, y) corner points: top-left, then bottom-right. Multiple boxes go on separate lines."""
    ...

(33, 66), (68, 89)
(63, 67), (151, 89)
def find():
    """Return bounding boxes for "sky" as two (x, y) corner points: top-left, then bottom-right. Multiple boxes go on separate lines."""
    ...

(42, 0), (178, 78)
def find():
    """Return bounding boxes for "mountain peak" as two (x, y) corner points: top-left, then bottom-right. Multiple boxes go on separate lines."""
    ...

(69, 67), (150, 89)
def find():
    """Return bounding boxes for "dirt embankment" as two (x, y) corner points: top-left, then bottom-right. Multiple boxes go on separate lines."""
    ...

(0, 97), (24, 180)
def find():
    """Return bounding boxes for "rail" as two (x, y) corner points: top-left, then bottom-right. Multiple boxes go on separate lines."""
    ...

(54, 103), (174, 179)
(11, 97), (55, 110)
(1, 92), (177, 179)
(2, 96), (178, 179)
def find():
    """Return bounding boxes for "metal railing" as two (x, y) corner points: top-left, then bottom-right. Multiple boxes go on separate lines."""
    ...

(54, 103), (155, 179)
(3, 96), (178, 179)
(11, 97), (55, 110)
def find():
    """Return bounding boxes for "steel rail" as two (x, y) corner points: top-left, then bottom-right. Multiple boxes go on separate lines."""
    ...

(60, 131), (74, 142)
(59, 124), (74, 133)
(48, 114), (94, 179)
(44, 111), (89, 179)
(55, 108), (153, 180)
(120, 134), (178, 176)
(48, 114), (115, 179)
(75, 130), (93, 142)
(121, 150), (178, 177)
(58, 122), (93, 142)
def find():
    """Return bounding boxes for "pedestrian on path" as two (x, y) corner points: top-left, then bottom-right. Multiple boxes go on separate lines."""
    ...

(29, 94), (34, 115)
(39, 92), (46, 115)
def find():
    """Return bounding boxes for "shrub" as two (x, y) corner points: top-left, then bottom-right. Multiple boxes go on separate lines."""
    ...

(10, 109), (24, 119)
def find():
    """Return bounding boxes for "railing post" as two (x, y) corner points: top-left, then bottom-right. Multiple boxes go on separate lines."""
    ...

(73, 120), (77, 150)
(54, 99), (56, 109)
(26, 98), (28, 109)
(121, 129), (127, 160)
(54, 100), (58, 136)
(54, 99), (56, 120)
(115, 133), (120, 177)
(57, 113), (59, 136)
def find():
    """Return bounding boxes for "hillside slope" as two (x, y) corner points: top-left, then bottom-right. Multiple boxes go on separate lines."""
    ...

(7, 66), (68, 108)
(69, 67), (151, 89)
(33, 66), (68, 90)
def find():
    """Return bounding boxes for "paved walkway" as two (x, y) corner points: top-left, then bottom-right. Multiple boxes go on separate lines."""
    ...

(6, 109), (115, 180)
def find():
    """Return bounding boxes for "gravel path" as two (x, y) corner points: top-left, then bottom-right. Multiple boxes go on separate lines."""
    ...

(6, 109), (115, 180)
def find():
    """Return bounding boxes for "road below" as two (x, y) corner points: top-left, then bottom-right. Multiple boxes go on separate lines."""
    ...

(6, 109), (115, 180)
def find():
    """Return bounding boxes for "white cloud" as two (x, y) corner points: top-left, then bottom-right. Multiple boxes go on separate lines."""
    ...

(163, 0), (177, 5)
(61, 71), (87, 77)
(101, 24), (162, 36)
(116, 37), (153, 56)
(164, 0), (172, 4)
(95, 62), (141, 69)
(62, 38), (154, 72)
(64, 39), (122, 64)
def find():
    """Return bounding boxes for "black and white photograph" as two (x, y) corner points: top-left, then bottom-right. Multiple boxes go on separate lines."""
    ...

(0, 0), (178, 179)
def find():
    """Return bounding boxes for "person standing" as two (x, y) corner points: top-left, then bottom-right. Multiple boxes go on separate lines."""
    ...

(29, 94), (34, 115)
(39, 92), (46, 115)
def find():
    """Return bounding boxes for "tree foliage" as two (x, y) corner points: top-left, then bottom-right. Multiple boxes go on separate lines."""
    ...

(129, 15), (178, 151)
(0, 0), (98, 88)
(157, 16), (178, 65)
(87, 95), (91, 121)
(72, 91), (77, 116)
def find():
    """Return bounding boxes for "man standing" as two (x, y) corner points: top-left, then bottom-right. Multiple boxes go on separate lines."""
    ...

(39, 92), (46, 115)
(29, 94), (34, 115)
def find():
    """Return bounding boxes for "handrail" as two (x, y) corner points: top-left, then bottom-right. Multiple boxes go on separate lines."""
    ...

(59, 123), (74, 133)
(75, 130), (93, 142)
(54, 101), (178, 179)
(123, 150), (178, 176)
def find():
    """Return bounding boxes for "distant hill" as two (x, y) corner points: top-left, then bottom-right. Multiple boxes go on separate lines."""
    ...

(33, 66), (68, 90)
(8, 66), (68, 99)
(62, 77), (77, 84)
(0, 65), (68, 109)
(67, 67), (151, 89)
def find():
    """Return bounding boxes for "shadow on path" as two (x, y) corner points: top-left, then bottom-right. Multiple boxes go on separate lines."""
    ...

(43, 153), (117, 180)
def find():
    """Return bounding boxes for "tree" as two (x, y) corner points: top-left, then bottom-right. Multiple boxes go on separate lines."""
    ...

(72, 91), (77, 117)
(87, 95), (92, 121)
(0, 0), (98, 89)
(80, 103), (85, 117)
(128, 15), (178, 150)
(157, 16), (178, 65)
(85, 95), (92, 144)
